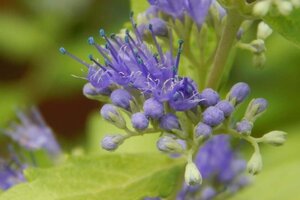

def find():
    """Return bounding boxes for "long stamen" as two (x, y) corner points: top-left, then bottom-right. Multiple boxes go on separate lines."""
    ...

(88, 37), (111, 62)
(59, 47), (90, 68)
(173, 40), (184, 77)
(110, 34), (122, 48)
(88, 54), (107, 71)
(126, 30), (147, 59)
(149, 24), (165, 63)
(99, 29), (118, 57)
(125, 36), (148, 76)
(129, 11), (143, 44)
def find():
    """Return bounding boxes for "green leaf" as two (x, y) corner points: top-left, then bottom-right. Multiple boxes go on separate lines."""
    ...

(263, 8), (300, 48)
(1, 154), (184, 200)
(130, 0), (149, 14)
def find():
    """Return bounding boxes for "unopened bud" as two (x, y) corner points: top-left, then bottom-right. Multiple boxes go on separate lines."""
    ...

(101, 134), (125, 151)
(261, 131), (287, 146)
(131, 112), (149, 131)
(277, 1), (293, 16)
(247, 152), (263, 175)
(245, 98), (268, 120)
(253, 1), (271, 17)
(184, 162), (202, 186)
(83, 83), (111, 100)
(156, 136), (184, 153)
(236, 119), (253, 135)
(100, 104), (126, 129)
(110, 89), (133, 110)
(227, 82), (250, 105)
(257, 22), (272, 40)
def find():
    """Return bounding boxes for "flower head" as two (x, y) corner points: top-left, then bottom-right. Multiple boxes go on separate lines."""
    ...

(3, 107), (61, 156)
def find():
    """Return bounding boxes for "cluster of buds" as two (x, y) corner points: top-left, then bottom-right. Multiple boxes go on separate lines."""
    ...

(253, 0), (300, 17)
(238, 21), (273, 68)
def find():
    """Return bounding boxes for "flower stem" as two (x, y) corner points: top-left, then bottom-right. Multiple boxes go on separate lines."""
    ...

(205, 11), (243, 89)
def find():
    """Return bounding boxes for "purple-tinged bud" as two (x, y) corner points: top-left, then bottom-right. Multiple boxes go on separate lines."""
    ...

(157, 136), (184, 153)
(200, 88), (220, 107)
(216, 100), (234, 117)
(110, 89), (133, 110)
(148, 18), (168, 37)
(251, 98), (268, 115)
(101, 134), (124, 151)
(83, 83), (111, 100)
(131, 112), (149, 131)
(143, 98), (164, 119)
(202, 106), (225, 127)
(236, 119), (253, 135)
(228, 82), (250, 105)
(159, 114), (180, 131)
(100, 104), (126, 129)
(201, 187), (216, 200)
(195, 122), (212, 139)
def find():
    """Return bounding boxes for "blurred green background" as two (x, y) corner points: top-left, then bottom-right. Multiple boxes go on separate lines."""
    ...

(0, 0), (300, 199)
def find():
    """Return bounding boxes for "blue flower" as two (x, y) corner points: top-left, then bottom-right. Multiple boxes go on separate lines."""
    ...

(147, 0), (212, 27)
(3, 107), (61, 156)
(0, 159), (26, 190)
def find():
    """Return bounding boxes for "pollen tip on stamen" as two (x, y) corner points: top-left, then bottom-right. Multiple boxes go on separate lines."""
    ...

(59, 47), (66, 55)
(99, 29), (106, 37)
(88, 54), (94, 60)
(88, 37), (95, 45)
(125, 29), (130, 35)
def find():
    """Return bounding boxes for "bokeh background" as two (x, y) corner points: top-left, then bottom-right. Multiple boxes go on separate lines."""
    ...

(0, 0), (300, 199)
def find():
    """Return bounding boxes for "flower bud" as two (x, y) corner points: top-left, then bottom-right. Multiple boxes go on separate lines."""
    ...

(184, 162), (202, 186)
(277, 1), (293, 16)
(143, 98), (164, 119)
(236, 119), (253, 135)
(83, 83), (111, 100)
(257, 22), (273, 40)
(245, 98), (268, 120)
(156, 136), (184, 153)
(215, 100), (234, 117)
(199, 88), (220, 107)
(101, 134), (125, 151)
(159, 114), (180, 131)
(194, 122), (212, 140)
(100, 104), (126, 129)
(202, 106), (225, 127)
(110, 89), (133, 110)
(148, 18), (168, 37)
(228, 82), (250, 105)
(131, 112), (149, 131)
(261, 131), (287, 146)
(247, 152), (262, 175)
(253, 0), (271, 17)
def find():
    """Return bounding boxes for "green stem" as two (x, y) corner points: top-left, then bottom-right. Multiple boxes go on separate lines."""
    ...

(206, 11), (243, 89)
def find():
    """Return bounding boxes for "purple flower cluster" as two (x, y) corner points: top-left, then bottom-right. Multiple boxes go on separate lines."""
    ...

(3, 107), (61, 156)
(147, 0), (212, 28)
(0, 108), (62, 190)
(177, 136), (249, 200)
(0, 157), (26, 190)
